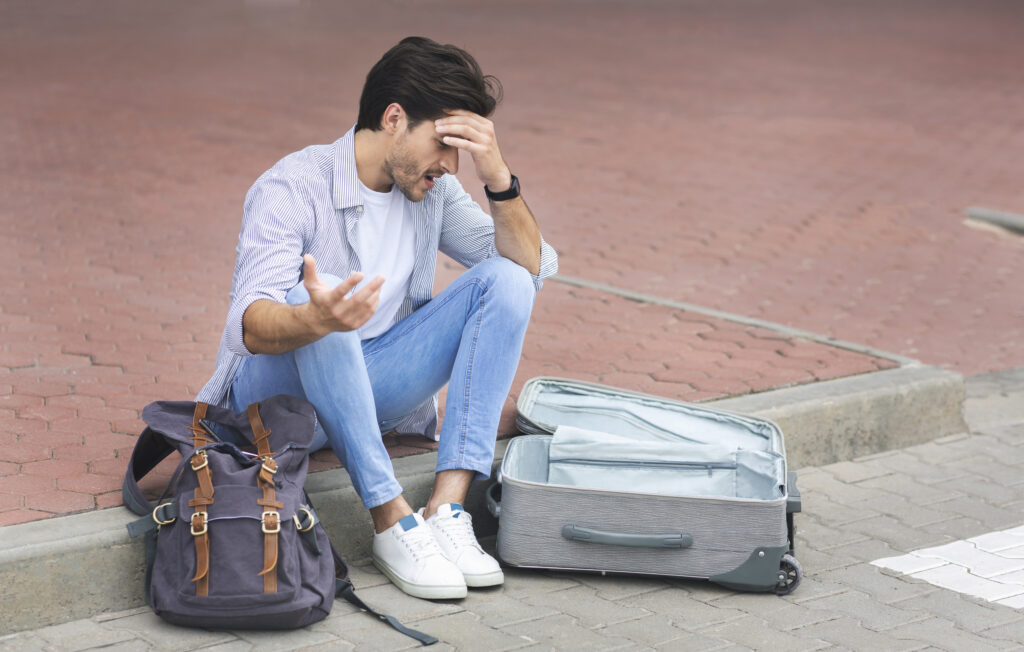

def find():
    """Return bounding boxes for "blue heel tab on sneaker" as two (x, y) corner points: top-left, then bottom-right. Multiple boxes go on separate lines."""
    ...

(450, 503), (464, 517)
(398, 514), (420, 531)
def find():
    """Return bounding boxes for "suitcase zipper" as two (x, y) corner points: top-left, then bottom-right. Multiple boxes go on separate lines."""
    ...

(552, 458), (737, 477)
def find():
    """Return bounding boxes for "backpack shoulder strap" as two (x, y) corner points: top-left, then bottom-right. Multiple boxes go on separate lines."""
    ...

(336, 579), (438, 646)
(325, 544), (437, 646)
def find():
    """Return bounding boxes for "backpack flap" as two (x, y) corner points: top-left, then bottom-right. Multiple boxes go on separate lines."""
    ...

(141, 394), (316, 453)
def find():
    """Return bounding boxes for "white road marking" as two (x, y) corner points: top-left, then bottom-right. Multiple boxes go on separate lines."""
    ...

(872, 524), (1024, 608)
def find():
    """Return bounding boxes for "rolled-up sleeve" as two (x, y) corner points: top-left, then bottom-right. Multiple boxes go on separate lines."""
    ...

(224, 174), (311, 357)
(437, 176), (558, 290)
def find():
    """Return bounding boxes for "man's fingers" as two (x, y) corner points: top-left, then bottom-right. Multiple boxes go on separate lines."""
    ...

(344, 280), (384, 329)
(302, 254), (319, 287)
(439, 125), (488, 148)
(305, 254), (349, 298)
(441, 135), (486, 155)
(437, 119), (489, 141)
(328, 272), (365, 301)
(350, 275), (386, 303)
(436, 114), (487, 128)
(437, 109), (488, 126)
(361, 287), (383, 313)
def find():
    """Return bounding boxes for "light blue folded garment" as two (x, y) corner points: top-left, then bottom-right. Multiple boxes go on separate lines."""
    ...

(546, 425), (784, 500)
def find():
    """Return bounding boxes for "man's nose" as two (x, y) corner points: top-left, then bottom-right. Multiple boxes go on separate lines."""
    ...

(440, 149), (459, 176)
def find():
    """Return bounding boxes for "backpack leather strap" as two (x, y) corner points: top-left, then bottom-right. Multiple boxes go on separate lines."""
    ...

(248, 403), (282, 593)
(187, 402), (214, 596)
(248, 403), (272, 458)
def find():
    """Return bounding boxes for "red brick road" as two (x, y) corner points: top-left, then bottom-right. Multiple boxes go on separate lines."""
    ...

(3, 0), (1019, 524)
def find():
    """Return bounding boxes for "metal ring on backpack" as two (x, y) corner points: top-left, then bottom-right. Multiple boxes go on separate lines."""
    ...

(153, 502), (176, 527)
(292, 507), (316, 532)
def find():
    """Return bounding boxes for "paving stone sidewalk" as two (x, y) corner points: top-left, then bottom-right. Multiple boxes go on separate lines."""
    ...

(0, 0), (917, 528)
(3, 372), (1021, 651)
(2, 1), (1023, 644)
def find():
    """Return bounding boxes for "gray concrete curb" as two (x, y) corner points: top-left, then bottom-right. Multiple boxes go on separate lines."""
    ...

(710, 364), (967, 469)
(0, 364), (966, 635)
(966, 206), (1024, 236)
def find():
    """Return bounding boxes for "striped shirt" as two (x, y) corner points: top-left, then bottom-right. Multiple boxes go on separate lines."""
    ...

(197, 126), (559, 438)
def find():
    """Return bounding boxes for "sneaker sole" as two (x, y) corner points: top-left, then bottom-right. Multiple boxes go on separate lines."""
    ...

(372, 554), (468, 600)
(464, 569), (504, 588)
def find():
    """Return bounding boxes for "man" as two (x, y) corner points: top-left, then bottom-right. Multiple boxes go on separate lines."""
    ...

(198, 36), (557, 600)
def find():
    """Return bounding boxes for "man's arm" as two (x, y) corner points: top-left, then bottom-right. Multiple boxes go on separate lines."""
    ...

(486, 192), (541, 276)
(242, 255), (386, 355)
(435, 110), (541, 275)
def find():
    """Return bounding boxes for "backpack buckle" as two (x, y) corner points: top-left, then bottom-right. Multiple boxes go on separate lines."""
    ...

(152, 502), (175, 529)
(261, 457), (278, 474)
(262, 511), (281, 534)
(190, 450), (209, 472)
(190, 511), (208, 536)
(292, 507), (316, 533)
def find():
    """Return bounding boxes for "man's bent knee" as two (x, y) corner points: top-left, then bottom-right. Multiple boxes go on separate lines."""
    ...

(472, 257), (536, 304)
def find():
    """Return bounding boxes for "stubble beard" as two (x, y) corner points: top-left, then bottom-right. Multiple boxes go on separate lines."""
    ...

(383, 140), (426, 203)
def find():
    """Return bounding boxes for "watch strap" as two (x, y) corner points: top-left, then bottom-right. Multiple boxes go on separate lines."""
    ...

(484, 175), (520, 202)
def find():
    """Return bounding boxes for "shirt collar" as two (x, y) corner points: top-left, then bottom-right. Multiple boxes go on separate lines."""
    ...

(332, 126), (362, 210)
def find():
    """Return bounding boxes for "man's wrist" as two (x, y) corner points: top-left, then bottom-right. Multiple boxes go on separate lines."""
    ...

(296, 301), (329, 338)
(485, 171), (513, 193)
(484, 174), (520, 202)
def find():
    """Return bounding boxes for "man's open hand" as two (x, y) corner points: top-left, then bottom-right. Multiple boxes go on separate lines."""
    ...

(435, 110), (513, 192)
(301, 254), (385, 335)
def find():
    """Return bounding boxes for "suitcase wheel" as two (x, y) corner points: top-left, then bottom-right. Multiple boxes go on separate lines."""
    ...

(773, 554), (802, 595)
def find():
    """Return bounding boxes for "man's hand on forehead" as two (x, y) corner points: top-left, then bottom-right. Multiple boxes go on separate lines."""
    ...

(435, 110), (513, 192)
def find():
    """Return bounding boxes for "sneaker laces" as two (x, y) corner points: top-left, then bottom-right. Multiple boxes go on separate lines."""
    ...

(400, 523), (444, 562)
(434, 511), (481, 551)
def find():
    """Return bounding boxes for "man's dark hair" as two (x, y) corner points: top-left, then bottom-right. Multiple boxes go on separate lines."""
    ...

(356, 36), (502, 131)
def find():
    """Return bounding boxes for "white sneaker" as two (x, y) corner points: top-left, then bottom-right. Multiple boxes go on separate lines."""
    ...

(421, 503), (504, 587)
(372, 513), (467, 600)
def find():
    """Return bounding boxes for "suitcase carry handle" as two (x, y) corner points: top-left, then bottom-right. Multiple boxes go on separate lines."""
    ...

(561, 524), (693, 549)
(486, 482), (501, 518)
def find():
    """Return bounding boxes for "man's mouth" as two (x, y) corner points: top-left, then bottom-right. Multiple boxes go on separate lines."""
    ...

(424, 172), (443, 190)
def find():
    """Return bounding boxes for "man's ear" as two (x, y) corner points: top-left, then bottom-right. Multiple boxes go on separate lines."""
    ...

(381, 103), (406, 135)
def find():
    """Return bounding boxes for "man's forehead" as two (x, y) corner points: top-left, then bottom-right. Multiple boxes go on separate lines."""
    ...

(409, 115), (446, 131)
(408, 116), (447, 136)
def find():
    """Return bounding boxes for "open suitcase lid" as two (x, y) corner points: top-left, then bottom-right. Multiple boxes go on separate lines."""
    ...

(515, 376), (785, 457)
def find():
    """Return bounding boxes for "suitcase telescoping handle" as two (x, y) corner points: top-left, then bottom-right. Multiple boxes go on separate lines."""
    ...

(561, 524), (693, 549)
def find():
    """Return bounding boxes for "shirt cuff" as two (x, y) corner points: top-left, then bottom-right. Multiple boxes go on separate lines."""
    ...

(225, 292), (278, 357)
(530, 236), (559, 290)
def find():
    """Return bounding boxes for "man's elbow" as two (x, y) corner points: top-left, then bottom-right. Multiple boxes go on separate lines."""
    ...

(527, 255), (541, 277)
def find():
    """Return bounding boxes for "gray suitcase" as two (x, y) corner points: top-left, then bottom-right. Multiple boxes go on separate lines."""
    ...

(487, 377), (802, 594)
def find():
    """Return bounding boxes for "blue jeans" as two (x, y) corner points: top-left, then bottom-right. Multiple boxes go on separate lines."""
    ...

(228, 257), (536, 509)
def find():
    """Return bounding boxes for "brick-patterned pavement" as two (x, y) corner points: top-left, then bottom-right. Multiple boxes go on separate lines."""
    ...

(3, 0), (1020, 525)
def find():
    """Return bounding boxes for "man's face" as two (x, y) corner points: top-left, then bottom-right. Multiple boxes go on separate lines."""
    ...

(383, 118), (459, 202)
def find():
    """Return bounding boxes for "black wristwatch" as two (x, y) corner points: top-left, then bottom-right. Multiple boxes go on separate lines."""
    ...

(484, 174), (520, 202)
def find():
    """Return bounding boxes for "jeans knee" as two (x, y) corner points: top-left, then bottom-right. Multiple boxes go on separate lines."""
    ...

(314, 328), (362, 358)
(474, 257), (536, 314)
(286, 273), (344, 306)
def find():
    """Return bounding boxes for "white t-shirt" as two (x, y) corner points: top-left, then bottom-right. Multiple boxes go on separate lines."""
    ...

(353, 182), (415, 340)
